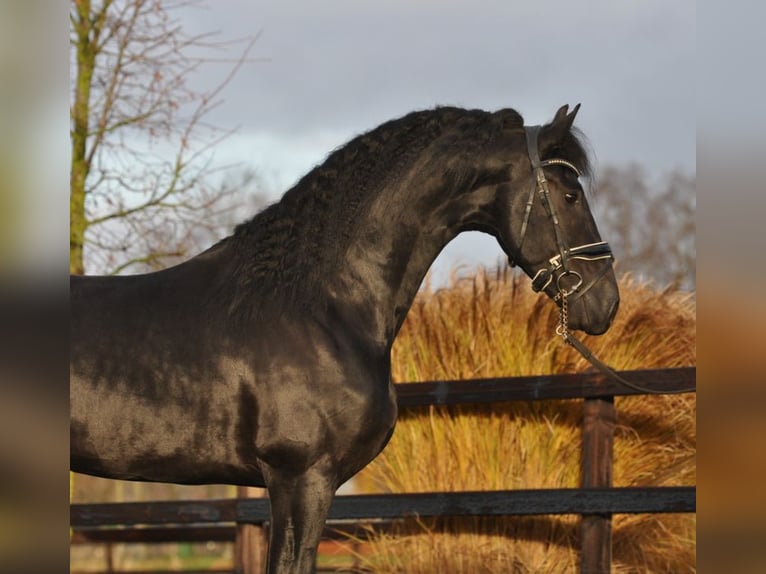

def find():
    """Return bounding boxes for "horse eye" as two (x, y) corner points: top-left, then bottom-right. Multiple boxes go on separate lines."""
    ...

(564, 191), (578, 204)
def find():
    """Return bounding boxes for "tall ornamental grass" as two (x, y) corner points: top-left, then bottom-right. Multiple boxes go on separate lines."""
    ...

(353, 269), (696, 573)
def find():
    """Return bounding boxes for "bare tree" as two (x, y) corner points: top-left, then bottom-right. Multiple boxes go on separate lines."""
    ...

(592, 164), (696, 290)
(70, 0), (259, 275)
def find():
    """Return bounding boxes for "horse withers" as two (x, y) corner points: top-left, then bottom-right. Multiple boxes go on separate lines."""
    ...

(71, 104), (618, 573)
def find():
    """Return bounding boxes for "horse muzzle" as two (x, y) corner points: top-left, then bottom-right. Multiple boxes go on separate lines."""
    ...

(530, 241), (619, 335)
(568, 292), (619, 335)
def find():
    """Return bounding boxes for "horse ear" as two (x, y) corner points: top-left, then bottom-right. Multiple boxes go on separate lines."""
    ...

(552, 104), (570, 125)
(544, 104), (580, 144)
(551, 103), (580, 131)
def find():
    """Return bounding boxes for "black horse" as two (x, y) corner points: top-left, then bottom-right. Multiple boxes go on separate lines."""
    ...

(71, 104), (619, 573)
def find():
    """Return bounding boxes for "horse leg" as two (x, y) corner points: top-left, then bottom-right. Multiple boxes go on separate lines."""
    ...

(262, 462), (336, 574)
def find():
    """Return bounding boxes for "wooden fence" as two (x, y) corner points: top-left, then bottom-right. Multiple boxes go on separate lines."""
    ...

(71, 366), (696, 574)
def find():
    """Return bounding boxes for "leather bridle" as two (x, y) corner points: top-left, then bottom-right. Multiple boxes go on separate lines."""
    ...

(511, 125), (614, 303)
(513, 125), (694, 396)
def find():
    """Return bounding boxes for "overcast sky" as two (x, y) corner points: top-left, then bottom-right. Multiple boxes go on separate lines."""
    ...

(182, 0), (695, 281)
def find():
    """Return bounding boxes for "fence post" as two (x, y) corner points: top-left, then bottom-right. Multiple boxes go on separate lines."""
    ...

(580, 395), (615, 574)
(235, 486), (268, 574)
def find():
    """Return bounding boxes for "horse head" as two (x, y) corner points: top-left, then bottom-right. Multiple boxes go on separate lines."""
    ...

(465, 104), (619, 335)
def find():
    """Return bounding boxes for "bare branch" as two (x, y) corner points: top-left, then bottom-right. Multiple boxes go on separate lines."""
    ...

(70, 0), (264, 275)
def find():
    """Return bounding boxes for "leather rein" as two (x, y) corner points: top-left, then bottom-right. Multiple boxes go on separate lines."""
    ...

(516, 125), (694, 396)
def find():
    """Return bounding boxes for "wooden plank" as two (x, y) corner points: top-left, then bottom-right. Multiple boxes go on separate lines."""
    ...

(322, 487), (695, 521)
(71, 487), (695, 527)
(580, 397), (616, 574)
(71, 498), (239, 526)
(71, 521), (396, 545)
(394, 367), (695, 406)
(71, 525), (236, 544)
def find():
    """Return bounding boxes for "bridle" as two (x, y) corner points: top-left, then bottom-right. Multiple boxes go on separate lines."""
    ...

(510, 125), (614, 303)
(512, 125), (694, 395)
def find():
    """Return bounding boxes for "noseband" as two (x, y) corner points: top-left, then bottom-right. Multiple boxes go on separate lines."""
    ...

(512, 125), (614, 303)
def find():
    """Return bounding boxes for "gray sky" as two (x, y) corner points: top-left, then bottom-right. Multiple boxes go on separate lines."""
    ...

(183, 0), (695, 281)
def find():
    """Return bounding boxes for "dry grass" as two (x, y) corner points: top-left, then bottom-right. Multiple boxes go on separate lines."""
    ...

(354, 269), (696, 573)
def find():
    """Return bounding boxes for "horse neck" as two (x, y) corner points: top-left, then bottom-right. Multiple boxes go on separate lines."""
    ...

(218, 166), (465, 343)
(226, 108), (519, 349)
(326, 173), (467, 350)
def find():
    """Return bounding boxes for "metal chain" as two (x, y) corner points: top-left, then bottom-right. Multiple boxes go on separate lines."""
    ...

(555, 291), (569, 341)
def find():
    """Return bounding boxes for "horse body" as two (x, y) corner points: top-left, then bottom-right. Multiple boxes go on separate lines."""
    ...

(71, 247), (396, 486)
(71, 104), (619, 573)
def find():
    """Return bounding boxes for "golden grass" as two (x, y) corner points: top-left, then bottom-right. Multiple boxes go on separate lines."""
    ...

(354, 269), (696, 573)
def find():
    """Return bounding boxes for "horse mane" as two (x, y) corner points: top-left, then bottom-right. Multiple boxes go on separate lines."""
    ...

(215, 106), (591, 316)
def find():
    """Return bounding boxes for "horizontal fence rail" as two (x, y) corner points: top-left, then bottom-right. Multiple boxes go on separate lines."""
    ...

(71, 366), (696, 574)
(71, 486), (695, 528)
(394, 366), (696, 406)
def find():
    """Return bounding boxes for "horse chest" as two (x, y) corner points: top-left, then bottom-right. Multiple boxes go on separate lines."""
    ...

(245, 356), (397, 476)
